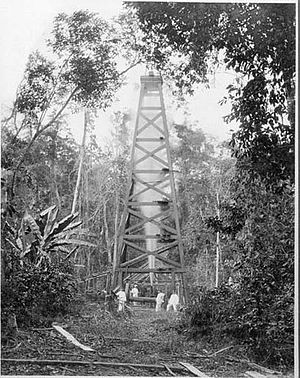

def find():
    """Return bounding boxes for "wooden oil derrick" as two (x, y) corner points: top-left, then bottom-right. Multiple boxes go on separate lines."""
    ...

(113, 72), (187, 302)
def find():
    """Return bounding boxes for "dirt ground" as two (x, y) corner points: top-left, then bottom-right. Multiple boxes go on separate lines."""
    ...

(1, 300), (294, 377)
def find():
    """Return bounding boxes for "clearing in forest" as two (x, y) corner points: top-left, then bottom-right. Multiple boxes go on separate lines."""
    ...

(1, 300), (292, 377)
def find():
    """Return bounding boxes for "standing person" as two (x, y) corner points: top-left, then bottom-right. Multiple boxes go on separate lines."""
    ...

(167, 291), (179, 312)
(130, 284), (139, 305)
(155, 290), (165, 312)
(116, 288), (126, 312)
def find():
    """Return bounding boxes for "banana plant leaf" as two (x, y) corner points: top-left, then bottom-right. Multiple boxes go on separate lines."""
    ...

(59, 220), (83, 234)
(50, 239), (97, 248)
(5, 238), (21, 251)
(40, 205), (57, 217)
(23, 212), (42, 241)
(55, 246), (71, 254)
(44, 212), (79, 243)
(43, 207), (59, 239)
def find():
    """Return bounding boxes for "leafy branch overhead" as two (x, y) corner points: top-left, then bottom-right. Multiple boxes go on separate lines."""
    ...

(4, 10), (141, 197)
(15, 11), (127, 121)
(129, 2), (295, 185)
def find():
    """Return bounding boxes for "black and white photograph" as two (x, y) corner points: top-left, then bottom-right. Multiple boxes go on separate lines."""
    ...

(0, 0), (297, 376)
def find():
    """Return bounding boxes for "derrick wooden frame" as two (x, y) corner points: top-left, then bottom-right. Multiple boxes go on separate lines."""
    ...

(113, 73), (187, 301)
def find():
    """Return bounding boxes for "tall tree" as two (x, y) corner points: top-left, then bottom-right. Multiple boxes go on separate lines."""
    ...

(3, 9), (140, 199)
(171, 123), (235, 287)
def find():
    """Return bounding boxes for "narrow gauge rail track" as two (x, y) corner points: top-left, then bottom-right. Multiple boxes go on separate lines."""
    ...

(1, 357), (209, 377)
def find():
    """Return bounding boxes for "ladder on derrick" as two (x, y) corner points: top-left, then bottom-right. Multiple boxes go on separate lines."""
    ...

(113, 72), (187, 302)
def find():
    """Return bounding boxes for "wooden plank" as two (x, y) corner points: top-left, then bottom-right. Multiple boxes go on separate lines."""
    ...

(124, 234), (177, 240)
(179, 362), (211, 377)
(136, 138), (164, 142)
(117, 268), (186, 273)
(52, 325), (94, 352)
(133, 169), (168, 173)
(129, 201), (161, 206)
(143, 92), (159, 97)
(128, 296), (156, 303)
(141, 106), (162, 110)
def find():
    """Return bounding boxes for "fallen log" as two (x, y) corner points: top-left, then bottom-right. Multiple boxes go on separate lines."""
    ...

(1, 358), (186, 372)
(128, 296), (156, 303)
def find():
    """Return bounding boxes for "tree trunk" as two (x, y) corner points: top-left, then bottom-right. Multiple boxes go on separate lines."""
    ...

(103, 200), (112, 265)
(215, 192), (220, 288)
(50, 129), (61, 210)
(112, 189), (120, 285)
(71, 110), (88, 214)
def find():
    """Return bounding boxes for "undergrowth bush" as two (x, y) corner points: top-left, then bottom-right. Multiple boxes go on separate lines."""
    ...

(1, 260), (77, 328)
(178, 284), (294, 368)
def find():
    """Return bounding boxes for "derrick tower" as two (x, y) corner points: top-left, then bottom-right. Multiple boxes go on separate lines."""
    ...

(114, 72), (186, 301)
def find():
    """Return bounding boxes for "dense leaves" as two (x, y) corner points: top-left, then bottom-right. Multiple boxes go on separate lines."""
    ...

(130, 2), (295, 186)
(180, 279), (293, 367)
(1, 261), (76, 327)
(130, 2), (295, 368)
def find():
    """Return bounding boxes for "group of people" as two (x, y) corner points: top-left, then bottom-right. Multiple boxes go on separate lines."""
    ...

(115, 285), (139, 312)
(155, 290), (179, 312)
(115, 285), (180, 313)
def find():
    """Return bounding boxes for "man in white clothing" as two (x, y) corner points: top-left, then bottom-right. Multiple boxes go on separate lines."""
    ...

(167, 292), (179, 312)
(155, 290), (165, 312)
(116, 288), (126, 312)
(130, 285), (139, 297)
(130, 285), (139, 305)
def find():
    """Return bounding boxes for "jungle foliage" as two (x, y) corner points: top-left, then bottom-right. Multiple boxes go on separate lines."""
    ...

(129, 1), (296, 367)
(1, 3), (296, 369)
(1, 10), (134, 329)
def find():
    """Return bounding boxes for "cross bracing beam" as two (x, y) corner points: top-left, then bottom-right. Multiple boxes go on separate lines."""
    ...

(135, 143), (168, 167)
(125, 209), (176, 235)
(129, 176), (171, 201)
(120, 240), (180, 268)
(138, 112), (163, 135)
